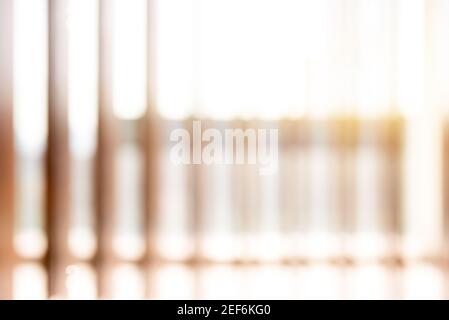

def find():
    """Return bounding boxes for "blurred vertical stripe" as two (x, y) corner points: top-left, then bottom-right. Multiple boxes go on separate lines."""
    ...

(0, 0), (14, 300)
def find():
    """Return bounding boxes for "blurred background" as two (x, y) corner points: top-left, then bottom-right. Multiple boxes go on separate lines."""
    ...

(1, 0), (449, 299)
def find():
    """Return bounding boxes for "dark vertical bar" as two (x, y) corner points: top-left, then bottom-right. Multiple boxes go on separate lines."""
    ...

(442, 120), (449, 264)
(341, 118), (357, 263)
(141, 0), (159, 297)
(230, 119), (243, 263)
(278, 120), (291, 262)
(295, 119), (309, 261)
(384, 117), (404, 263)
(96, 0), (115, 298)
(196, 118), (209, 263)
(46, 0), (69, 298)
(330, 118), (346, 263)
(0, 0), (14, 300)
(145, 0), (159, 283)
(190, 0), (202, 268)
(296, 119), (309, 262)
(189, 117), (202, 265)
(443, 120), (449, 296)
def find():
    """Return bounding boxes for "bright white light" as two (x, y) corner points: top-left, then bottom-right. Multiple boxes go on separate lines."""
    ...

(298, 264), (343, 299)
(396, 0), (426, 116)
(114, 144), (145, 261)
(113, 234), (146, 261)
(349, 265), (394, 300)
(156, 146), (194, 261)
(198, 266), (246, 299)
(13, 0), (48, 156)
(153, 0), (449, 119)
(154, 0), (196, 120)
(305, 232), (342, 260)
(13, 263), (47, 299)
(65, 264), (97, 299)
(306, 141), (342, 259)
(152, 264), (195, 299)
(251, 169), (281, 262)
(68, 227), (97, 260)
(199, 164), (236, 262)
(403, 263), (444, 299)
(356, 0), (394, 116)
(112, 0), (147, 120)
(67, 0), (99, 263)
(157, 234), (195, 262)
(13, 0), (48, 250)
(247, 266), (293, 299)
(14, 228), (48, 259)
(67, 0), (99, 159)
(155, 0), (312, 120)
(112, 264), (145, 299)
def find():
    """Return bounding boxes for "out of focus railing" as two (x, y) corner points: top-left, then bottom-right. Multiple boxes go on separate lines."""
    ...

(2, 0), (449, 299)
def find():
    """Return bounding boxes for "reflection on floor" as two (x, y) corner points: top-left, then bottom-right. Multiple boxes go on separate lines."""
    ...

(12, 262), (449, 300)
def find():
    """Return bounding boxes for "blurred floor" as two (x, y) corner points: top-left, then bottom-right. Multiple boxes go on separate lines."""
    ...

(11, 261), (449, 300)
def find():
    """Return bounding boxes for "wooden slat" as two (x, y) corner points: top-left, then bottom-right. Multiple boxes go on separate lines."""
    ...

(279, 119), (306, 262)
(96, 0), (150, 298)
(231, 119), (253, 263)
(0, 0), (14, 300)
(340, 118), (357, 262)
(443, 121), (449, 285)
(144, 0), (158, 297)
(96, 0), (115, 298)
(384, 118), (404, 263)
(46, 0), (70, 298)
(145, 0), (157, 256)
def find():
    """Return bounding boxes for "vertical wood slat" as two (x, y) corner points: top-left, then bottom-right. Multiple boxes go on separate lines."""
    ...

(96, 0), (115, 298)
(329, 119), (346, 261)
(124, 0), (150, 279)
(46, 0), (70, 298)
(146, 0), (157, 260)
(97, 0), (150, 298)
(193, 119), (206, 264)
(340, 118), (357, 262)
(279, 119), (306, 262)
(444, 121), (449, 263)
(187, 118), (201, 264)
(385, 118), (403, 263)
(137, 78), (150, 298)
(144, 0), (158, 297)
(0, 0), (15, 300)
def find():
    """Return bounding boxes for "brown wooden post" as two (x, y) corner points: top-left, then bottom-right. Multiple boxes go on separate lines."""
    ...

(96, 0), (116, 298)
(145, 0), (159, 297)
(341, 117), (357, 263)
(444, 121), (449, 262)
(0, 0), (15, 300)
(46, 0), (70, 298)
(385, 117), (404, 263)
